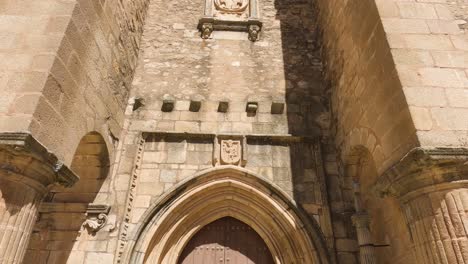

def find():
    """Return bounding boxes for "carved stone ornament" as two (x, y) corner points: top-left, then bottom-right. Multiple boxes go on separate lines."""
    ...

(82, 204), (111, 235)
(213, 136), (247, 166)
(198, 0), (262, 41)
(221, 140), (242, 164)
(214, 0), (249, 14)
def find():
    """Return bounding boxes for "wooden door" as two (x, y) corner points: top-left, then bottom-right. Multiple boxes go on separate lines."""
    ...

(178, 217), (274, 264)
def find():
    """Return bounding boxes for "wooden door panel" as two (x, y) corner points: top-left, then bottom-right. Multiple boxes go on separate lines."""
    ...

(178, 217), (274, 264)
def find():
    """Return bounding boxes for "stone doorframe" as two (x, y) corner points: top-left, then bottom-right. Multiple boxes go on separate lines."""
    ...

(120, 166), (331, 264)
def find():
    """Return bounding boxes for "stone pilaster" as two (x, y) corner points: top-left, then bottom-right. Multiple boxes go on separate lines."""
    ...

(352, 213), (377, 264)
(0, 133), (78, 264)
(376, 147), (468, 264)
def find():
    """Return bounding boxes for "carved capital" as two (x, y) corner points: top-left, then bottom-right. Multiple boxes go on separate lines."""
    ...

(374, 147), (468, 198)
(0, 132), (79, 192)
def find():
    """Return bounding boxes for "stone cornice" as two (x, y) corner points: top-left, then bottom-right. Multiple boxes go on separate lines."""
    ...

(374, 147), (468, 198)
(142, 131), (319, 143)
(0, 132), (79, 188)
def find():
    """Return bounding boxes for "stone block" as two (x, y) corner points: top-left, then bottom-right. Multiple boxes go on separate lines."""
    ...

(409, 106), (433, 130)
(382, 18), (429, 34)
(432, 51), (467, 68)
(160, 169), (177, 183)
(335, 238), (358, 252)
(397, 3), (438, 19)
(419, 67), (465, 87)
(167, 141), (187, 163)
(446, 88), (468, 108)
(85, 252), (113, 263)
(271, 101), (285, 114)
(174, 121), (200, 132)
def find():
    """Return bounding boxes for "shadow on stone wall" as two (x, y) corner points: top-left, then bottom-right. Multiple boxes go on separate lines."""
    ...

(24, 132), (110, 263)
(273, 0), (338, 261)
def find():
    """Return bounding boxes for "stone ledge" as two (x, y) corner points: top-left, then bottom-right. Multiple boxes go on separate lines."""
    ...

(0, 132), (79, 188)
(375, 147), (468, 198)
(38, 203), (110, 214)
(142, 131), (319, 143)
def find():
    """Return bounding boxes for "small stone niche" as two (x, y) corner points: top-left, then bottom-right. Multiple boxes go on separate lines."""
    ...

(198, 0), (262, 41)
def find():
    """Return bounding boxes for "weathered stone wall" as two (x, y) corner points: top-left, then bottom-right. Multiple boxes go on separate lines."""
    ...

(107, 0), (335, 262)
(316, 0), (468, 263)
(12, 0), (150, 263)
(0, 0), (149, 165)
(449, 0), (468, 30)
(379, 0), (468, 150)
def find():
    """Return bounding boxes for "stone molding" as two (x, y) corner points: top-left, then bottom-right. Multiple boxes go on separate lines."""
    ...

(141, 131), (318, 143)
(0, 132), (79, 190)
(37, 203), (112, 235)
(121, 166), (331, 264)
(374, 147), (468, 198)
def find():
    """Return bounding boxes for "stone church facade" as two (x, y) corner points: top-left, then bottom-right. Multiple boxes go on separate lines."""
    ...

(0, 0), (467, 263)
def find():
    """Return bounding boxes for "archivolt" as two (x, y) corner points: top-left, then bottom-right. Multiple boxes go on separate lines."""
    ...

(123, 166), (330, 264)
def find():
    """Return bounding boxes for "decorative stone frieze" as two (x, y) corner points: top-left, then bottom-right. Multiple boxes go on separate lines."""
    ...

(0, 132), (78, 263)
(198, 0), (262, 41)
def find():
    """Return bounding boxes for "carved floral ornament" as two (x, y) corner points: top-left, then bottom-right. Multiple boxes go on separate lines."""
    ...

(198, 0), (262, 41)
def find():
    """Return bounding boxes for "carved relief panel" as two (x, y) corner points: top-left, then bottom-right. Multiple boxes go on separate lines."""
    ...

(199, 0), (262, 41)
(213, 136), (247, 166)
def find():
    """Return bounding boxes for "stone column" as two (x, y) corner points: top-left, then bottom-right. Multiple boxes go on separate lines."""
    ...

(0, 133), (78, 264)
(400, 185), (468, 264)
(375, 148), (468, 264)
(352, 182), (377, 264)
(352, 213), (377, 264)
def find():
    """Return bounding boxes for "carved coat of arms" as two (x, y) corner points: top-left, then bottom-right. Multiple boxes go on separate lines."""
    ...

(220, 140), (242, 164)
(214, 0), (249, 14)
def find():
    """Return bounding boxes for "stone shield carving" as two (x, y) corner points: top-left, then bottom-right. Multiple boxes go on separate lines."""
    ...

(214, 0), (249, 13)
(221, 140), (242, 164)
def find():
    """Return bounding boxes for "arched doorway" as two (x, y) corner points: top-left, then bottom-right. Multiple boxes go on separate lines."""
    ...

(122, 167), (330, 264)
(178, 217), (274, 264)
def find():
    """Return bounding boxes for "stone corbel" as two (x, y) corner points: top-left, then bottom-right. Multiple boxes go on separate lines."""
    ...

(248, 24), (261, 41)
(201, 23), (214, 39)
(0, 132), (79, 189)
(83, 204), (112, 235)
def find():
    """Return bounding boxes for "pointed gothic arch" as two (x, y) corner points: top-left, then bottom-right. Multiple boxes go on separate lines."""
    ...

(122, 166), (331, 264)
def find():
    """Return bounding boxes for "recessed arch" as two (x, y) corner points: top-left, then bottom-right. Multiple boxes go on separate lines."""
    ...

(50, 131), (110, 203)
(123, 166), (331, 264)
